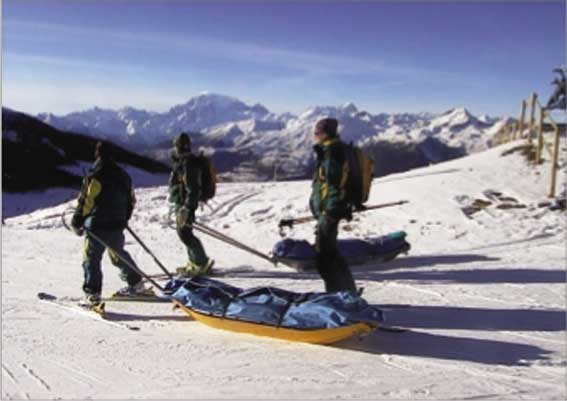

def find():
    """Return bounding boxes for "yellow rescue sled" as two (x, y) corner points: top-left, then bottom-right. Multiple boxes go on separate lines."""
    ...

(173, 300), (374, 345)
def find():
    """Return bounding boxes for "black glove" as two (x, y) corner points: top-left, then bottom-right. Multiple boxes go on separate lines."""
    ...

(71, 214), (85, 237)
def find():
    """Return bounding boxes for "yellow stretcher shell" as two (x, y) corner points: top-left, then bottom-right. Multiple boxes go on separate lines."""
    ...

(173, 300), (374, 345)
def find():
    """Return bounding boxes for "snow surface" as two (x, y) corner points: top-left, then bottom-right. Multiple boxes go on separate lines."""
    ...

(2, 140), (566, 399)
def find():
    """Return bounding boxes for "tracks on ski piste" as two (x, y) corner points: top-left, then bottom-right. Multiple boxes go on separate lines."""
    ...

(37, 292), (141, 331)
(206, 190), (262, 219)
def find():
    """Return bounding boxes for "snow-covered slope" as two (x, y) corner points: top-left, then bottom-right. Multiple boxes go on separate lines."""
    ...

(2, 137), (565, 399)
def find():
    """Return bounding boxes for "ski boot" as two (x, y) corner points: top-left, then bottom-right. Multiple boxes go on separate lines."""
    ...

(176, 259), (215, 278)
(79, 293), (105, 316)
(112, 281), (156, 300)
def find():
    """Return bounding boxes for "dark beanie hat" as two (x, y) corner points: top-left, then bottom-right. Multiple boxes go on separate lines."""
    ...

(174, 132), (191, 151)
(315, 118), (338, 137)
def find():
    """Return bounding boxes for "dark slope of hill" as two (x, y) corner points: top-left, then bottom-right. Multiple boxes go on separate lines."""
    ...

(364, 138), (466, 177)
(2, 108), (170, 192)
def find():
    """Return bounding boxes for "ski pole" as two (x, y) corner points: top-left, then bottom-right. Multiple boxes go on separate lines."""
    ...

(194, 222), (260, 254)
(278, 200), (409, 235)
(193, 222), (275, 264)
(168, 210), (278, 265)
(62, 207), (172, 286)
(126, 226), (174, 280)
(167, 210), (272, 261)
(85, 228), (166, 293)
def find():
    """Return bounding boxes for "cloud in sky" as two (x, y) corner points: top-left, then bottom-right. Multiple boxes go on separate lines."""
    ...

(3, 80), (189, 114)
(5, 19), (463, 84)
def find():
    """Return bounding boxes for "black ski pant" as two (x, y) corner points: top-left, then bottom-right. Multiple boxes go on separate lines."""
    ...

(82, 228), (142, 295)
(315, 216), (357, 294)
(176, 221), (209, 267)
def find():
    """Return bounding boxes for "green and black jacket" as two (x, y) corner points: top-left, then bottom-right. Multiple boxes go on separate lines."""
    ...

(309, 137), (350, 220)
(72, 159), (135, 230)
(168, 153), (202, 213)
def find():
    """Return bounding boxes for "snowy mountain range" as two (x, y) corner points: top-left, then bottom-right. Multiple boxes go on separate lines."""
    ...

(37, 93), (509, 180)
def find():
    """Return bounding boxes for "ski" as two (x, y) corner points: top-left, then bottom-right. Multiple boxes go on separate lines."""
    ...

(37, 292), (140, 331)
(377, 325), (409, 333)
(108, 294), (171, 303)
(40, 292), (171, 304)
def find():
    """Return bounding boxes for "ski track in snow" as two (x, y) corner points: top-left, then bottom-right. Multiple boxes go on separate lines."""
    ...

(2, 140), (566, 399)
(20, 363), (51, 392)
(1, 364), (18, 386)
(206, 190), (262, 219)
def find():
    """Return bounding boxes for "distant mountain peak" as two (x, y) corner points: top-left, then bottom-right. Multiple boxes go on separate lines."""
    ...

(192, 92), (241, 104)
(444, 107), (471, 116)
(341, 102), (358, 114)
(435, 107), (478, 127)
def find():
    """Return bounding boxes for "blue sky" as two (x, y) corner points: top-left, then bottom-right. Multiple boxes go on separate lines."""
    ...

(2, 0), (565, 117)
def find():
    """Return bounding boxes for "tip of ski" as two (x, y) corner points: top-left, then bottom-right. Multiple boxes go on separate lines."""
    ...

(37, 292), (141, 331)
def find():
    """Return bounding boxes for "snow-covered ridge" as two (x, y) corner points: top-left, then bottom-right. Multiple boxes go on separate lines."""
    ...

(34, 94), (510, 181)
(37, 93), (507, 153)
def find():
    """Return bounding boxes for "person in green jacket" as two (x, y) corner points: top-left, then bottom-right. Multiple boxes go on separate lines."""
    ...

(71, 142), (149, 304)
(310, 118), (357, 294)
(169, 133), (213, 276)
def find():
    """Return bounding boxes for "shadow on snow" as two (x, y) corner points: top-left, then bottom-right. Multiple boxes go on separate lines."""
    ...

(338, 329), (554, 366)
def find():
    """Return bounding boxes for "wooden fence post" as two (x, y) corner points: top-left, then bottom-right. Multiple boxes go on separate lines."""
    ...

(548, 125), (560, 198)
(496, 127), (503, 146)
(535, 107), (545, 164)
(517, 100), (526, 139)
(527, 93), (537, 146)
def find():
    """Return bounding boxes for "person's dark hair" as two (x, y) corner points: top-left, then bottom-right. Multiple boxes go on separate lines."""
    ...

(174, 132), (191, 153)
(314, 118), (338, 137)
(95, 141), (113, 161)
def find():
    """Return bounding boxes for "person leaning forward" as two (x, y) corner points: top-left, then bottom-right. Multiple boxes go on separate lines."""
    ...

(71, 141), (149, 304)
(169, 132), (214, 276)
(309, 118), (357, 294)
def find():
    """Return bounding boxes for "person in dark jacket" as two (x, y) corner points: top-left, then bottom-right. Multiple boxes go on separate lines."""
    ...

(71, 142), (147, 303)
(169, 133), (213, 276)
(310, 118), (357, 294)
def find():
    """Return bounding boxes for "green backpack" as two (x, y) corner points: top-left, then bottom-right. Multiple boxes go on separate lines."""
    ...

(343, 143), (374, 210)
(197, 152), (217, 202)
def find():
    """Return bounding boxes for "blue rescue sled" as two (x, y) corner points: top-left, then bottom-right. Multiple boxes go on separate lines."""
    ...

(165, 276), (383, 344)
(272, 231), (410, 271)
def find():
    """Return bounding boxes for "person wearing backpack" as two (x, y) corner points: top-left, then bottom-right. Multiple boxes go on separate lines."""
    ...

(71, 142), (152, 305)
(310, 118), (357, 294)
(169, 132), (214, 276)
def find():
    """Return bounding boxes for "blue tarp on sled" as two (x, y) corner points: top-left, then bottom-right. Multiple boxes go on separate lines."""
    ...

(165, 276), (384, 330)
(272, 231), (410, 271)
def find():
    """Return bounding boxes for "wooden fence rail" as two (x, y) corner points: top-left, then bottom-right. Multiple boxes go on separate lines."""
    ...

(493, 92), (564, 198)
